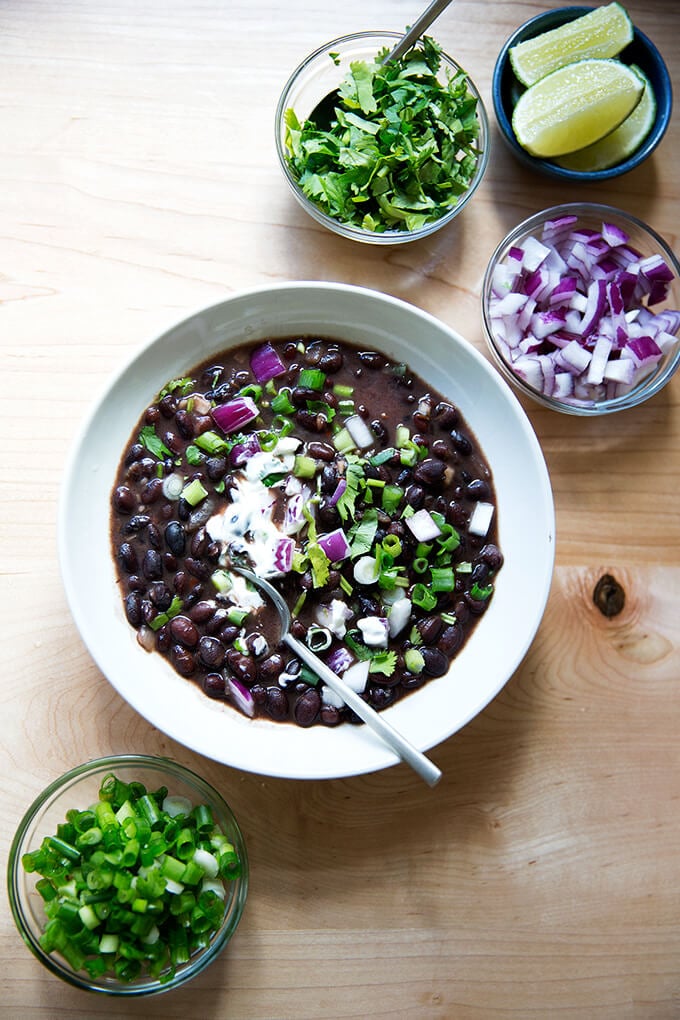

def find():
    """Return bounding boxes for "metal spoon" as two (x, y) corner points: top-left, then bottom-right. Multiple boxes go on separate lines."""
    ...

(383, 0), (455, 64)
(232, 567), (442, 787)
(309, 0), (455, 128)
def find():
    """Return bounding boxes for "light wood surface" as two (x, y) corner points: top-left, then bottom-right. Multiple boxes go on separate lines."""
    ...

(2, 2), (679, 1017)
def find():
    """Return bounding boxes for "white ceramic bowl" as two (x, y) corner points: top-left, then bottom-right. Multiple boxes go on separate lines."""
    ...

(59, 283), (555, 780)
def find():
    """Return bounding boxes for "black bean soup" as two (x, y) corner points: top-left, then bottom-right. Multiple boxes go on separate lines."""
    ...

(110, 337), (503, 728)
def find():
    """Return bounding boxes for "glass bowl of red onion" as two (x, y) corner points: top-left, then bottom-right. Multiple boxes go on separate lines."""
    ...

(481, 202), (680, 415)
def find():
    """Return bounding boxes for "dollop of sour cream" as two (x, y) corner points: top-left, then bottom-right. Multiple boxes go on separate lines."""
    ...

(205, 440), (310, 585)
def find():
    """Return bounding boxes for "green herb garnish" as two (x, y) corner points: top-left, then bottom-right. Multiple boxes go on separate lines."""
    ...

(139, 425), (172, 461)
(283, 37), (482, 234)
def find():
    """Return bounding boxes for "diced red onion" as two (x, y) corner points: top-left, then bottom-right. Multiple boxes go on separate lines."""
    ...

(226, 675), (255, 718)
(230, 433), (262, 467)
(212, 395), (259, 434)
(328, 478), (347, 507)
(326, 646), (355, 675)
(318, 528), (350, 562)
(272, 536), (295, 573)
(405, 508), (442, 543)
(249, 342), (286, 384)
(487, 216), (680, 407)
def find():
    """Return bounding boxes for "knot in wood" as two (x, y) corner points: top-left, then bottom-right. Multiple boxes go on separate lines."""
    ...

(593, 573), (625, 617)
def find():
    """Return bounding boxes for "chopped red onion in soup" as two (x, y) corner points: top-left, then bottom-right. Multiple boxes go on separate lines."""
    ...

(488, 217), (680, 406)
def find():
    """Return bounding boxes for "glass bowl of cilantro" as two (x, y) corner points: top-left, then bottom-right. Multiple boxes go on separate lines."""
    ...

(8, 755), (248, 995)
(275, 32), (489, 243)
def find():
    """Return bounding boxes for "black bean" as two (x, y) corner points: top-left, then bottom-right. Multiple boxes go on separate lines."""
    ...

(401, 673), (426, 691)
(218, 624), (240, 645)
(320, 465), (338, 493)
(124, 443), (145, 467)
(147, 523), (161, 549)
(171, 644), (196, 676)
(159, 394), (178, 418)
(446, 500), (468, 528)
(405, 484), (424, 509)
(164, 521), (186, 556)
(296, 409), (327, 432)
(145, 406), (160, 424)
(307, 441), (335, 461)
(466, 478), (490, 501)
(413, 458), (446, 488)
(250, 683), (267, 706)
(184, 557), (212, 580)
(198, 636), (226, 669)
(265, 686), (288, 721)
(141, 478), (163, 505)
(226, 649), (257, 685)
(411, 411), (430, 432)
(257, 653), (285, 682)
(118, 542), (138, 572)
(142, 549), (163, 580)
(113, 485), (135, 514)
(480, 544), (503, 571)
(127, 457), (157, 481)
(206, 456), (228, 480)
(202, 672), (226, 699)
(450, 430), (472, 456)
(156, 625), (171, 653)
(465, 594), (489, 616)
(358, 351), (385, 369)
(187, 600), (216, 624)
(173, 570), (189, 595)
(291, 619), (307, 640)
(421, 647), (449, 677)
(433, 401), (458, 428)
(127, 574), (145, 593)
(169, 615), (199, 648)
(190, 529), (208, 557)
(368, 686), (396, 710)
(320, 705), (342, 726)
(148, 582), (173, 610)
(124, 592), (143, 627)
(370, 419), (388, 443)
(319, 349), (343, 373)
(193, 414), (214, 435)
(418, 616), (443, 645)
(471, 562), (490, 586)
(292, 385), (322, 406)
(175, 410), (195, 440)
(431, 439), (449, 460)
(294, 688), (321, 727)
(438, 623), (464, 656)
(177, 498), (191, 521)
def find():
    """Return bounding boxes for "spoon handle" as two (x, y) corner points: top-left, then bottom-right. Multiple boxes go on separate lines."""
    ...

(284, 633), (442, 787)
(383, 0), (455, 64)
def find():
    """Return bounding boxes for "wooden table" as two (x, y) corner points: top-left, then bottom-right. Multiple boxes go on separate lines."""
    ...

(2, 2), (678, 1016)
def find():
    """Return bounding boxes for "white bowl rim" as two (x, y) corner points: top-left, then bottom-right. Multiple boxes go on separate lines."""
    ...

(58, 281), (555, 780)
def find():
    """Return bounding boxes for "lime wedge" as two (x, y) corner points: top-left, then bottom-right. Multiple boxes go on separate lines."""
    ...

(512, 59), (644, 158)
(555, 66), (656, 171)
(509, 2), (634, 88)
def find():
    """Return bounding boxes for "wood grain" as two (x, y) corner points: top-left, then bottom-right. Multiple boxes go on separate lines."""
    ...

(1, 1), (679, 1017)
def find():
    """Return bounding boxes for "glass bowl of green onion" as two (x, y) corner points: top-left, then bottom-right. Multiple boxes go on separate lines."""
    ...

(7, 755), (248, 995)
(275, 31), (489, 244)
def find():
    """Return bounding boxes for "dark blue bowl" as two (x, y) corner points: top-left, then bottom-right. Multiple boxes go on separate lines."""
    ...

(492, 6), (673, 181)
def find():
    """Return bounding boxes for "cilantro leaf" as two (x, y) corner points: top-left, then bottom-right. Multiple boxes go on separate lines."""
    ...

(368, 651), (397, 676)
(139, 425), (172, 460)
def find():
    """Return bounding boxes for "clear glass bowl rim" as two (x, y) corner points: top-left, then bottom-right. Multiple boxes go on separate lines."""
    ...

(482, 202), (680, 415)
(7, 754), (249, 996)
(274, 30), (490, 245)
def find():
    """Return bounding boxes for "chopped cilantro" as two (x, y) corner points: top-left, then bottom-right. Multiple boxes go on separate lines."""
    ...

(139, 425), (172, 460)
(158, 377), (194, 399)
(283, 36), (482, 234)
(368, 650), (397, 677)
(349, 508), (378, 559)
(335, 457), (364, 521)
